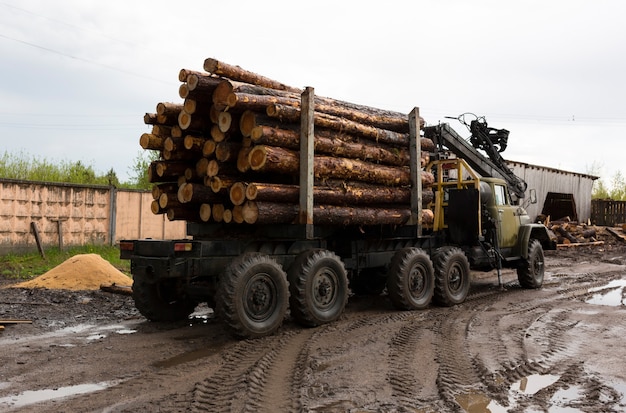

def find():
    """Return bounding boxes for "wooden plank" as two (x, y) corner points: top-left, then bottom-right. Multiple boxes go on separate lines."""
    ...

(299, 87), (315, 238)
(606, 227), (626, 242)
(556, 241), (604, 249)
(0, 319), (33, 324)
(408, 107), (421, 232)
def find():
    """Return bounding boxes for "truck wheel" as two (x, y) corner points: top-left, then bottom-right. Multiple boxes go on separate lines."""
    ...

(386, 248), (434, 310)
(288, 249), (348, 327)
(433, 247), (470, 306)
(517, 239), (545, 289)
(132, 279), (197, 322)
(217, 253), (289, 339)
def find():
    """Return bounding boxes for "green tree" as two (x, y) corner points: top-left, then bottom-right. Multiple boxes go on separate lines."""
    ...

(609, 171), (626, 201)
(126, 150), (159, 189)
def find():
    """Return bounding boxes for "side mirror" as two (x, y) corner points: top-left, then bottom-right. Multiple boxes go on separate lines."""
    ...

(529, 189), (537, 204)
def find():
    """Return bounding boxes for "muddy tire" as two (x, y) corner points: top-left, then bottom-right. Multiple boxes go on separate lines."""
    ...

(288, 249), (349, 327)
(517, 239), (545, 289)
(132, 279), (197, 322)
(216, 253), (289, 339)
(433, 247), (471, 307)
(387, 248), (435, 310)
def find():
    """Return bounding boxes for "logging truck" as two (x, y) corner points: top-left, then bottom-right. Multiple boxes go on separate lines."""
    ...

(120, 102), (555, 339)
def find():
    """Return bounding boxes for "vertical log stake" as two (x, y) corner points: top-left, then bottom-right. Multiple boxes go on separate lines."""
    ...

(299, 86), (315, 239)
(408, 107), (422, 235)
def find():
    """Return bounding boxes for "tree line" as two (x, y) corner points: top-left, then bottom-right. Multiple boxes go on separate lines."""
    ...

(2, 150), (624, 200)
(0, 150), (158, 190)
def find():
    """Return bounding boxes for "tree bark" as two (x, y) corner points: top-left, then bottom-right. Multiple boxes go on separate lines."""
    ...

(244, 181), (434, 206)
(156, 102), (183, 117)
(267, 104), (409, 146)
(251, 125), (433, 167)
(178, 183), (223, 204)
(215, 141), (242, 162)
(140, 133), (165, 150)
(204, 58), (301, 93)
(248, 145), (436, 187)
(241, 201), (421, 226)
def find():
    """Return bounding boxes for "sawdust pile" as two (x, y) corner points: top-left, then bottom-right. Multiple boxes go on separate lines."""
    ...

(11, 254), (132, 291)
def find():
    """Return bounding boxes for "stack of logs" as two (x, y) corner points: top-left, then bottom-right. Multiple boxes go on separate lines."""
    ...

(142, 58), (436, 226)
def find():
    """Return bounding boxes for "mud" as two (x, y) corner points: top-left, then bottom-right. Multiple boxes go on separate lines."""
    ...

(1, 242), (626, 412)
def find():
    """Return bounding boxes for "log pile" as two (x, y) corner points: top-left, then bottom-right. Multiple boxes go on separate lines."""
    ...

(546, 218), (604, 247)
(142, 58), (435, 226)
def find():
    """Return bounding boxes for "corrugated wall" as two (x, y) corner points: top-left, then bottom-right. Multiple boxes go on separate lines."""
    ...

(0, 179), (186, 254)
(507, 161), (597, 222)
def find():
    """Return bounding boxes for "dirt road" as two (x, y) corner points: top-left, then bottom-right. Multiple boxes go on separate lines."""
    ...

(1, 244), (626, 412)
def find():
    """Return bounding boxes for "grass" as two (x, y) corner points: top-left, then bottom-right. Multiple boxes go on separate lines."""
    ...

(0, 245), (131, 280)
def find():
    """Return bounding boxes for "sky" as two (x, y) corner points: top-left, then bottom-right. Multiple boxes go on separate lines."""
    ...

(1, 0), (625, 187)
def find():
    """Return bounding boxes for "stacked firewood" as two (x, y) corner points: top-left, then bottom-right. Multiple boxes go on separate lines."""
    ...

(142, 58), (436, 226)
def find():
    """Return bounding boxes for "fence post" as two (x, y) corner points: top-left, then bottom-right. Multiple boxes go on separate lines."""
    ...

(109, 186), (117, 246)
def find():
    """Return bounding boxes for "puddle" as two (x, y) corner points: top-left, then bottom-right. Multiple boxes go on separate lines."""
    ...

(511, 374), (560, 395)
(586, 279), (626, 306)
(115, 329), (137, 335)
(0, 381), (116, 409)
(549, 384), (585, 412)
(458, 375), (562, 413)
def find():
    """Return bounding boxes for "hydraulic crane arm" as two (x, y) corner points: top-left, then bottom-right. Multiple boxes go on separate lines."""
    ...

(423, 119), (528, 202)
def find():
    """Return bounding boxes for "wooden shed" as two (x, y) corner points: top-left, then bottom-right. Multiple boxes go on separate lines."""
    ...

(507, 161), (598, 223)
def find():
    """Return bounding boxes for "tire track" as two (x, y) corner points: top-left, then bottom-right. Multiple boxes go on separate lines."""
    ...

(191, 327), (320, 413)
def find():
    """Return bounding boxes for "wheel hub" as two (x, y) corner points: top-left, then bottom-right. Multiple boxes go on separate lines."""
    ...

(245, 273), (276, 321)
(313, 271), (336, 308)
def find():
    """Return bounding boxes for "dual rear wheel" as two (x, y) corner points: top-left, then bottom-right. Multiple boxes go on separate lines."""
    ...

(216, 249), (349, 338)
(386, 246), (471, 310)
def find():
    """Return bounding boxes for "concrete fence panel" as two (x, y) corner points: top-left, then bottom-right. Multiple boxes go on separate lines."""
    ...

(0, 179), (186, 254)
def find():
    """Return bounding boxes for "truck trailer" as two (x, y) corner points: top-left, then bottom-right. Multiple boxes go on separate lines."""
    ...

(121, 90), (555, 339)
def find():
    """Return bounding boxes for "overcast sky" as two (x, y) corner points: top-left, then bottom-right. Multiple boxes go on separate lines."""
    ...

(1, 0), (625, 187)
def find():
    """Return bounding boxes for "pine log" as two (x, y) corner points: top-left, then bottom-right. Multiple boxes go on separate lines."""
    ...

(154, 161), (189, 180)
(144, 113), (158, 125)
(195, 158), (210, 178)
(159, 192), (182, 209)
(162, 148), (197, 161)
(228, 91), (419, 133)
(239, 110), (288, 138)
(215, 141), (242, 162)
(186, 73), (222, 93)
(202, 139), (217, 157)
(204, 58), (301, 93)
(179, 183), (224, 204)
(156, 102), (183, 117)
(207, 176), (234, 194)
(152, 183), (178, 200)
(554, 225), (579, 243)
(178, 110), (211, 132)
(241, 201), (419, 226)
(183, 98), (212, 116)
(167, 207), (200, 222)
(229, 182), (247, 206)
(151, 199), (165, 215)
(248, 145), (434, 187)
(184, 135), (207, 151)
(218, 111), (239, 133)
(251, 125), (432, 167)
(179, 83), (214, 100)
(178, 68), (203, 82)
(232, 205), (244, 224)
(267, 104), (409, 146)
(140, 133), (165, 150)
(212, 203), (225, 222)
(163, 137), (185, 152)
(244, 181), (434, 206)
(151, 124), (172, 137)
(204, 60), (420, 132)
(199, 203), (212, 222)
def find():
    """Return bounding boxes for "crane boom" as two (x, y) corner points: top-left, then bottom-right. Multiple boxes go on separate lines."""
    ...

(423, 122), (527, 202)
